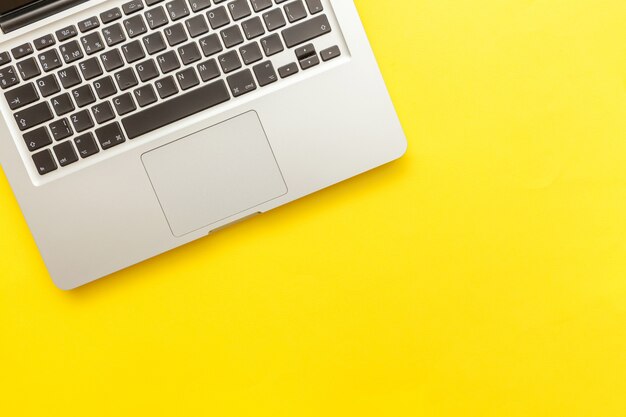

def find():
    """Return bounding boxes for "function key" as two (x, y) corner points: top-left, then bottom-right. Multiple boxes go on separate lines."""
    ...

(100, 7), (123, 24)
(33, 34), (56, 51)
(32, 149), (58, 175)
(0, 52), (11, 67)
(122, 0), (144, 15)
(11, 43), (33, 59)
(56, 25), (78, 41)
(78, 16), (100, 33)
(145, 0), (164, 5)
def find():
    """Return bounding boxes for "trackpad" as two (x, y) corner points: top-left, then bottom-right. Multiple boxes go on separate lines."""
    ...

(142, 111), (287, 237)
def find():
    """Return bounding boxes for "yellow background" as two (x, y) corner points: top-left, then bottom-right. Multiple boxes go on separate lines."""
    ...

(2, 0), (626, 415)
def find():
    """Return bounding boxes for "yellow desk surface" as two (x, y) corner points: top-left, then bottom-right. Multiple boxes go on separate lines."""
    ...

(2, 1), (626, 416)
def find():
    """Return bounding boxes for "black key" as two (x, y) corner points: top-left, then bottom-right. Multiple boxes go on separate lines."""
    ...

(262, 8), (286, 31)
(0, 66), (19, 89)
(78, 17), (100, 33)
(113, 92), (136, 115)
(38, 49), (62, 72)
(72, 85), (96, 107)
(156, 50), (180, 73)
(32, 149), (57, 175)
(320, 45), (341, 61)
(122, 79), (230, 139)
(305, 0), (323, 14)
(143, 32), (167, 54)
(155, 75), (178, 98)
(284, 0), (307, 23)
(226, 68), (256, 97)
(277, 62), (298, 78)
(252, 61), (277, 86)
(145, 6), (169, 31)
(14, 102), (53, 131)
(70, 110), (95, 132)
(51, 93), (75, 115)
(5, 82), (38, 110)
(176, 67), (199, 90)
(146, 0), (164, 5)
(199, 34), (223, 57)
(295, 43), (315, 59)
(59, 40), (84, 63)
(92, 101), (116, 124)
(101, 7), (123, 23)
(228, 0), (251, 21)
(134, 84), (157, 107)
(164, 23), (188, 46)
(178, 43), (202, 65)
(185, 15), (209, 38)
(53, 141), (78, 166)
(221, 25), (244, 48)
(282, 14), (331, 48)
(197, 59), (220, 82)
(11, 43), (33, 59)
(121, 40), (146, 63)
(251, 0), (272, 13)
(74, 133), (99, 158)
(124, 15), (148, 38)
(95, 122), (126, 149)
(16, 58), (41, 80)
(166, 0), (190, 21)
(190, 0), (211, 12)
(299, 53), (319, 70)
(49, 118), (73, 141)
(260, 33), (283, 56)
(207, 6), (230, 29)
(58, 66), (81, 88)
(93, 76), (118, 99)
(36, 74), (61, 97)
(122, 0), (144, 15)
(136, 59), (159, 82)
(79, 57), (103, 80)
(100, 49), (125, 71)
(56, 25), (78, 41)
(102, 23), (127, 46)
(239, 42), (263, 65)
(23, 126), (52, 151)
(0, 51), (12, 66)
(114, 67), (139, 90)
(218, 50), (241, 73)
(33, 34), (56, 51)
(242, 17), (265, 40)
(81, 32), (105, 55)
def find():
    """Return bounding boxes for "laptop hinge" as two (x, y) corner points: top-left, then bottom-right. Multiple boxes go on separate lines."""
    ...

(0, 0), (89, 34)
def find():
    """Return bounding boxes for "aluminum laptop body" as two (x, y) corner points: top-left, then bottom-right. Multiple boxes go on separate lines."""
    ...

(0, 0), (406, 289)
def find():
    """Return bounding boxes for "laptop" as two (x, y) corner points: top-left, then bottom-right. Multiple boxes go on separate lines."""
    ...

(0, 0), (406, 289)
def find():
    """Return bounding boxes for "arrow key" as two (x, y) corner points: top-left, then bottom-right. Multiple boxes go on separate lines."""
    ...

(4, 82), (39, 110)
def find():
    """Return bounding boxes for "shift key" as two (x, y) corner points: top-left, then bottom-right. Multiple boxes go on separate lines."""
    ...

(282, 14), (331, 48)
(14, 102), (54, 131)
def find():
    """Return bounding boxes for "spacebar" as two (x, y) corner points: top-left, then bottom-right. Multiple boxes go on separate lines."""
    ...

(122, 79), (231, 140)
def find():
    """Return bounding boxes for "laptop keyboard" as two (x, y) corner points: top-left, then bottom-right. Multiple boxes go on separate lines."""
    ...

(0, 0), (341, 176)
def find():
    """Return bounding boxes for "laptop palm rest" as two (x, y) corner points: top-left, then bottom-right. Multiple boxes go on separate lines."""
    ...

(141, 111), (287, 237)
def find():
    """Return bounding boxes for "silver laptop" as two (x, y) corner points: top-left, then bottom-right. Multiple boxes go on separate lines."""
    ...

(0, 0), (406, 289)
